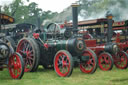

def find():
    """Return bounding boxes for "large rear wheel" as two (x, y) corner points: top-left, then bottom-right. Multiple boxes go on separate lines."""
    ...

(16, 38), (40, 72)
(54, 50), (73, 77)
(80, 49), (97, 74)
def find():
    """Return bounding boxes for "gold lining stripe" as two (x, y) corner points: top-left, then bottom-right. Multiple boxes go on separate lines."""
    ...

(66, 39), (70, 51)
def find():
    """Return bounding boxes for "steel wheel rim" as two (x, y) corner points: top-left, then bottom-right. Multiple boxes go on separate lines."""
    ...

(55, 52), (71, 77)
(98, 53), (112, 71)
(80, 51), (95, 73)
(8, 54), (22, 79)
(115, 52), (127, 69)
(17, 40), (35, 72)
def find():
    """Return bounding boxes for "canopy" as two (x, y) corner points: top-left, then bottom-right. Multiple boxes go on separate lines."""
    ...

(0, 13), (15, 24)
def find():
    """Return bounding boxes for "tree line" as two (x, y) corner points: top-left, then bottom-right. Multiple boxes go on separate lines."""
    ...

(1, 0), (58, 28)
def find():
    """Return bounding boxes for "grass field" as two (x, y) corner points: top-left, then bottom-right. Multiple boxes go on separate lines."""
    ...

(0, 66), (128, 85)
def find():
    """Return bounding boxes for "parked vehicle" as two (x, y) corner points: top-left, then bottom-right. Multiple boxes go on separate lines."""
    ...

(65, 15), (128, 71)
(16, 3), (98, 77)
(0, 13), (24, 79)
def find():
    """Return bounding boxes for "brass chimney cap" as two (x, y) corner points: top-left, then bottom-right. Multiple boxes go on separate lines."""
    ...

(71, 3), (79, 7)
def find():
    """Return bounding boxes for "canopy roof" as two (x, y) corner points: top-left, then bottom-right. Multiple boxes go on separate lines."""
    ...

(0, 13), (15, 24)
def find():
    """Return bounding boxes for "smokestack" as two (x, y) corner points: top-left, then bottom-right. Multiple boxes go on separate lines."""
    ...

(71, 3), (79, 33)
(106, 12), (113, 42)
(0, 6), (1, 32)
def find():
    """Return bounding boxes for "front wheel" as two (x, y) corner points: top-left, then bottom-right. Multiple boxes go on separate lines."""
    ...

(8, 52), (24, 79)
(98, 52), (114, 71)
(80, 49), (98, 74)
(54, 50), (73, 77)
(114, 51), (128, 69)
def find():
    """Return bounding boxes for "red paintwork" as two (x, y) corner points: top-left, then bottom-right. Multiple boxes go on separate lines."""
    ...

(54, 51), (71, 77)
(84, 39), (105, 55)
(8, 53), (22, 79)
(80, 49), (96, 73)
(44, 43), (49, 49)
(64, 19), (128, 70)
(113, 26), (128, 51)
(33, 33), (39, 39)
(112, 51), (128, 69)
(60, 24), (64, 29)
(16, 39), (34, 72)
(112, 28), (128, 69)
(83, 33), (93, 39)
(98, 53), (112, 71)
(81, 19), (128, 70)
(84, 39), (114, 71)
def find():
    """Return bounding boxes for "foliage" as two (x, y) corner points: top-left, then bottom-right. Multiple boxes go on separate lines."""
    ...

(1, 0), (128, 25)
(1, 0), (58, 28)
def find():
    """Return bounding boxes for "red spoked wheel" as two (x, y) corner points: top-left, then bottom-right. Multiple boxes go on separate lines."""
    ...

(54, 50), (73, 77)
(98, 52), (113, 71)
(16, 38), (40, 72)
(80, 49), (97, 74)
(114, 51), (128, 69)
(8, 52), (24, 79)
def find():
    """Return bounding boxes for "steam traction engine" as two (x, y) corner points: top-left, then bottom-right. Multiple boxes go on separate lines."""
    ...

(1, 23), (35, 51)
(68, 14), (128, 71)
(0, 13), (24, 79)
(16, 4), (98, 77)
(112, 20), (128, 53)
(84, 15), (128, 71)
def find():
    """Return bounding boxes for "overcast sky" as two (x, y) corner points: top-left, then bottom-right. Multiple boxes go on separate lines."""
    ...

(0, 0), (78, 12)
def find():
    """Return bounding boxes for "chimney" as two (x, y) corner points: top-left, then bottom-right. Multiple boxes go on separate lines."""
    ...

(106, 12), (113, 42)
(71, 3), (79, 33)
(0, 6), (1, 32)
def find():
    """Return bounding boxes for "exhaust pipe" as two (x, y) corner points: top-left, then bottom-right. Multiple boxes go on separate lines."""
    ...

(0, 6), (1, 32)
(71, 3), (79, 34)
(106, 12), (113, 42)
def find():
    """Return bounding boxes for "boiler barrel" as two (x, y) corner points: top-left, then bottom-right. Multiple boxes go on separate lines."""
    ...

(47, 38), (86, 56)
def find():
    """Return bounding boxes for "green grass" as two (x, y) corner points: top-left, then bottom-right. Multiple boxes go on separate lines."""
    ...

(0, 66), (128, 85)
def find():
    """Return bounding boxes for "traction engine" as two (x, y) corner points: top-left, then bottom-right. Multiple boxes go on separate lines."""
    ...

(0, 13), (24, 79)
(16, 3), (98, 77)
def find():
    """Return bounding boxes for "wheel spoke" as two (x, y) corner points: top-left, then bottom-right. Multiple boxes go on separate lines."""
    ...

(54, 51), (72, 77)
(114, 51), (127, 69)
(98, 52), (113, 71)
